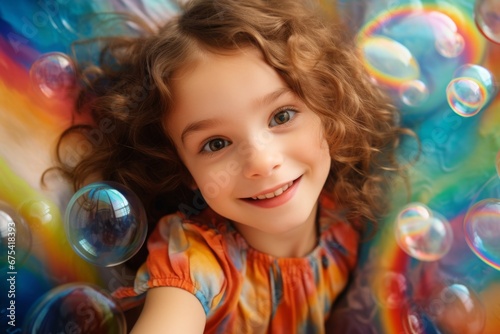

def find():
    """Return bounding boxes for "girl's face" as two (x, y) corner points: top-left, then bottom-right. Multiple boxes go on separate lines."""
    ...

(166, 48), (331, 237)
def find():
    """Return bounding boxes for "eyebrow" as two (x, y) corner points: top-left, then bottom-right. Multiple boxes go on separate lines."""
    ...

(180, 87), (293, 144)
(181, 118), (223, 144)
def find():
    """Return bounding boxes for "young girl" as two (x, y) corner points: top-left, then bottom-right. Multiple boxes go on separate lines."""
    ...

(54, 0), (404, 332)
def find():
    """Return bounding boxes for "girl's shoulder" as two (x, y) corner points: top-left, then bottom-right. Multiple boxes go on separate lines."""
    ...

(115, 209), (245, 314)
(149, 208), (248, 275)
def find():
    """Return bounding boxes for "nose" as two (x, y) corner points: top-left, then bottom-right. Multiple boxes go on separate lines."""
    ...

(242, 143), (283, 178)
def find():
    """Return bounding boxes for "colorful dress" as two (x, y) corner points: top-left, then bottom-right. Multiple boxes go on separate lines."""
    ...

(114, 194), (359, 333)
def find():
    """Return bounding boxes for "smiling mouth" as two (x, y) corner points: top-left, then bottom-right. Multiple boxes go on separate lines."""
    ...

(250, 181), (294, 200)
(252, 181), (293, 200)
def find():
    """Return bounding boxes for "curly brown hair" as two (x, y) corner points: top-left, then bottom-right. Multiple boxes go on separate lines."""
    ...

(48, 0), (406, 231)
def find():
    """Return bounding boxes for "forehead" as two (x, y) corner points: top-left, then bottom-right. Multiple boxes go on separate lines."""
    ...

(172, 48), (283, 101)
(166, 48), (288, 136)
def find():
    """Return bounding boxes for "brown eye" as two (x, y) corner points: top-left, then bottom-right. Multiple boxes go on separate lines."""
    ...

(202, 138), (230, 152)
(270, 109), (296, 127)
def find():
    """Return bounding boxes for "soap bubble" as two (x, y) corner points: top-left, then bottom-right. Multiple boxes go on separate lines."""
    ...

(475, 0), (500, 44)
(426, 284), (485, 334)
(372, 270), (409, 309)
(429, 11), (465, 59)
(30, 52), (77, 100)
(395, 203), (453, 261)
(446, 64), (496, 117)
(359, 35), (420, 87)
(398, 203), (432, 220)
(447, 78), (485, 117)
(0, 201), (32, 269)
(64, 182), (147, 267)
(23, 283), (126, 334)
(464, 198), (500, 270)
(399, 80), (429, 107)
(401, 304), (437, 334)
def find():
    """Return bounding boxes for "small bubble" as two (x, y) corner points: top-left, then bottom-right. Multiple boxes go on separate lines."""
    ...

(395, 203), (453, 261)
(401, 305), (430, 334)
(428, 11), (465, 58)
(446, 64), (496, 117)
(427, 284), (485, 334)
(446, 78), (485, 117)
(435, 32), (465, 58)
(372, 270), (408, 309)
(399, 80), (429, 107)
(475, 0), (500, 44)
(29, 52), (77, 100)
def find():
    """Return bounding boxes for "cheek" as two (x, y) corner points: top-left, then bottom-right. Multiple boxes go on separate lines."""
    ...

(312, 138), (332, 171)
(188, 161), (239, 200)
(296, 117), (331, 160)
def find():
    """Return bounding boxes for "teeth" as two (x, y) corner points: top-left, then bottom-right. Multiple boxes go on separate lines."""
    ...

(252, 181), (293, 200)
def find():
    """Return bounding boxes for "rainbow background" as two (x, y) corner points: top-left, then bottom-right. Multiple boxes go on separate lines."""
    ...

(1, 0), (500, 333)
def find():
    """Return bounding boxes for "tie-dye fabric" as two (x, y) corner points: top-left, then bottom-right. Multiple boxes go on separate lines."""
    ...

(114, 194), (359, 333)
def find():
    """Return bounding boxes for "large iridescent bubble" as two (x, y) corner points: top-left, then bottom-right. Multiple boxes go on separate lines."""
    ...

(395, 203), (453, 261)
(464, 170), (500, 270)
(64, 182), (147, 267)
(23, 283), (126, 334)
(464, 198), (500, 270)
(0, 201), (32, 269)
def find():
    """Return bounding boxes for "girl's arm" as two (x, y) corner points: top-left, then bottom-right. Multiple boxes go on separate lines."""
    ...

(130, 286), (207, 333)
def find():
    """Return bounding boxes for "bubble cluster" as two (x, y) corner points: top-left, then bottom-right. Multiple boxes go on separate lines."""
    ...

(0, 201), (32, 269)
(427, 284), (485, 334)
(64, 182), (147, 267)
(395, 203), (453, 261)
(356, 3), (485, 116)
(464, 198), (500, 270)
(475, 0), (500, 44)
(23, 283), (126, 334)
(446, 64), (496, 117)
(29, 52), (77, 100)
